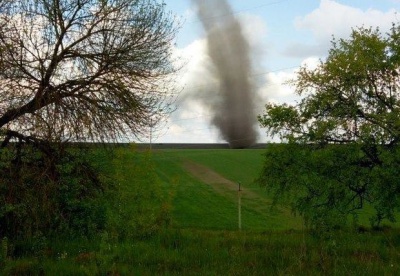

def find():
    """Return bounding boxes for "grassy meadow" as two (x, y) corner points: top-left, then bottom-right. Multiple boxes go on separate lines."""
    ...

(151, 148), (303, 231)
(1, 145), (400, 275)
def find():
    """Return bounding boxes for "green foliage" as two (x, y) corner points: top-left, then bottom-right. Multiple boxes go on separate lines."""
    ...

(0, 144), (174, 266)
(0, 144), (107, 241)
(258, 23), (400, 229)
(3, 228), (400, 275)
(258, 144), (400, 229)
(105, 146), (171, 241)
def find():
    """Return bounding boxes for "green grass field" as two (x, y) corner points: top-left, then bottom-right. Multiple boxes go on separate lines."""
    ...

(151, 148), (303, 231)
(2, 146), (400, 275)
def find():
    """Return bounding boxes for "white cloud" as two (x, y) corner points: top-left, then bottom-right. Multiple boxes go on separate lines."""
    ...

(257, 57), (320, 108)
(296, 0), (397, 40)
(258, 70), (298, 106)
(286, 0), (398, 59)
(173, 38), (211, 88)
(300, 56), (320, 69)
(160, 38), (216, 142)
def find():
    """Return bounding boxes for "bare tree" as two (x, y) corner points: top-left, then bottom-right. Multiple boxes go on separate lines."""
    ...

(0, 0), (180, 239)
(0, 0), (179, 145)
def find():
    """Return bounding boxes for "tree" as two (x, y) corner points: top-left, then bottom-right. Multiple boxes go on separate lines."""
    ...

(0, 0), (180, 239)
(258, 24), (400, 229)
(0, 0), (179, 144)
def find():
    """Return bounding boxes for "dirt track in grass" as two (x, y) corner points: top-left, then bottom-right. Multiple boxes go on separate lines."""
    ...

(181, 159), (302, 229)
(182, 160), (264, 200)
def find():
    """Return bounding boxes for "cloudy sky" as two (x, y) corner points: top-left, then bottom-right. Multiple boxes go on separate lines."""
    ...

(145, 0), (400, 144)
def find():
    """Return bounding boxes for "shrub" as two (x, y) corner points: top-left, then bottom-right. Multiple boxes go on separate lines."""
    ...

(0, 143), (107, 241)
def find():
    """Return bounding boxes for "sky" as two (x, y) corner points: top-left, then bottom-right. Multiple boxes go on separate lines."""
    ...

(144, 0), (400, 144)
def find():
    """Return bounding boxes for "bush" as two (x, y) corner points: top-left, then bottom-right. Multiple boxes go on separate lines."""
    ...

(0, 143), (107, 241)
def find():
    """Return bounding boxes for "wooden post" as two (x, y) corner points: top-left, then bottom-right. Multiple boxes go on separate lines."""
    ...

(238, 182), (242, 230)
(149, 118), (152, 151)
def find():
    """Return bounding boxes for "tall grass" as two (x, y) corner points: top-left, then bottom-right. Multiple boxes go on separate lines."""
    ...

(2, 228), (400, 275)
(1, 147), (400, 275)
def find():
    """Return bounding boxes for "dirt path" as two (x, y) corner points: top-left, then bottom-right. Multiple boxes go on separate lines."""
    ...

(182, 160), (262, 200)
(182, 160), (299, 226)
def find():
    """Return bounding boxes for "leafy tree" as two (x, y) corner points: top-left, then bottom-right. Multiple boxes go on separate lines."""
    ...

(258, 25), (400, 229)
(0, 0), (179, 239)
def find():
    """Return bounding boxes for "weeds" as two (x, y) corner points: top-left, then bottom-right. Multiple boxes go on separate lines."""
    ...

(1, 148), (400, 275)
